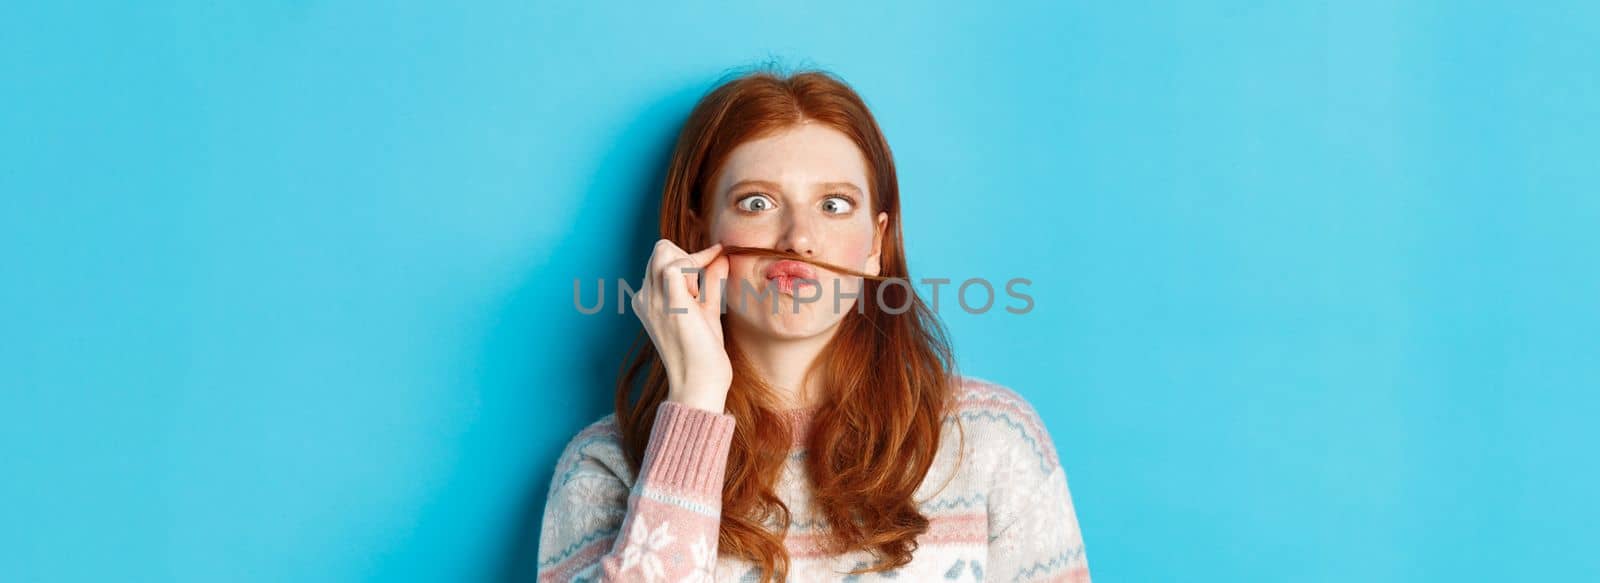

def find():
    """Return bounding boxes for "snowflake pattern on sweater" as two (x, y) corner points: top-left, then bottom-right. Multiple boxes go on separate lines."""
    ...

(536, 377), (1091, 582)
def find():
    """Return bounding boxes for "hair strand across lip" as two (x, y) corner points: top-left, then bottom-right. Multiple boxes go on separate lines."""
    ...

(718, 245), (890, 281)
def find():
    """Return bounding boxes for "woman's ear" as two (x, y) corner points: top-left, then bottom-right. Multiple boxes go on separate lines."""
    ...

(866, 211), (888, 277)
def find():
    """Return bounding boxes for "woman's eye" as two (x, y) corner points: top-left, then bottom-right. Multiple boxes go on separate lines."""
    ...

(737, 194), (776, 213)
(821, 196), (854, 215)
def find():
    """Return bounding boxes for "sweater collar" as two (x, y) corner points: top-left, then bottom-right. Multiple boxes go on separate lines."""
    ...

(778, 404), (824, 449)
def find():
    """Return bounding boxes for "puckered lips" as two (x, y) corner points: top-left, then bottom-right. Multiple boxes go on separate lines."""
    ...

(763, 259), (819, 295)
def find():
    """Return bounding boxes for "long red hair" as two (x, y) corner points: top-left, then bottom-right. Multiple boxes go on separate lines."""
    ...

(614, 69), (960, 581)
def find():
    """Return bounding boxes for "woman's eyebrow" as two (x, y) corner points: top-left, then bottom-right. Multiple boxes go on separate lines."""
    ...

(725, 179), (783, 196)
(725, 179), (865, 197)
(818, 181), (864, 196)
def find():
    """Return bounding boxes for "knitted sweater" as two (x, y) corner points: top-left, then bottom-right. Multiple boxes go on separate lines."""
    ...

(536, 377), (1091, 582)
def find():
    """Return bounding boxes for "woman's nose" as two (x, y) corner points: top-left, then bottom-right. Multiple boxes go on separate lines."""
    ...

(779, 212), (817, 257)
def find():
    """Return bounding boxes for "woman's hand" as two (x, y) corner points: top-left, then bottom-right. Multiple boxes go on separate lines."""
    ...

(630, 239), (732, 413)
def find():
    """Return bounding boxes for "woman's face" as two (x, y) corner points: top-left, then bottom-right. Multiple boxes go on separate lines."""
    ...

(707, 122), (889, 342)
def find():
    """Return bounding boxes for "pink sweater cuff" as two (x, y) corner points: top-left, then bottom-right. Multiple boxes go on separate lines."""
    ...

(636, 401), (737, 496)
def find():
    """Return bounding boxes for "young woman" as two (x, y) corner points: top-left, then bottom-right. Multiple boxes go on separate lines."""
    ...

(538, 69), (1090, 582)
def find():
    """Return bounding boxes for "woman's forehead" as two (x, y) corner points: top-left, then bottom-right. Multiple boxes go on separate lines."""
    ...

(715, 124), (870, 195)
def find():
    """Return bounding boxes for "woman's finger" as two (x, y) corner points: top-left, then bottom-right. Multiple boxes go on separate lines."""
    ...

(701, 254), (728, 317)
(647, 239), (689, 274)
(630, 275), (653, 320)
(684, 242), (723, 267)
(658, 257), (700, 314)
(676, 243), (722, 301)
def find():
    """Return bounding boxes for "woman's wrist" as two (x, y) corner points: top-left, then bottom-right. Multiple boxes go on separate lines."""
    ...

(666, 385), (729, 414)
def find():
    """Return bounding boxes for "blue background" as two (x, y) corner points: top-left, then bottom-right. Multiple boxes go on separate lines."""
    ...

(4, 1), (1597, 581)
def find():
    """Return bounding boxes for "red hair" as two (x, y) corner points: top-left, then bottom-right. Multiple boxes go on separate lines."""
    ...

(614, 69), (960, 581)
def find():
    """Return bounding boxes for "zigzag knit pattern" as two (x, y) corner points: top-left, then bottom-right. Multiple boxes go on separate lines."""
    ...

(536, 377), (1091, 582)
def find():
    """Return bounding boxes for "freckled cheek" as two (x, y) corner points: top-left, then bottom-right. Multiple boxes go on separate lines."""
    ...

(820, 223), (876, 270)
(710, 221), (770, 248)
